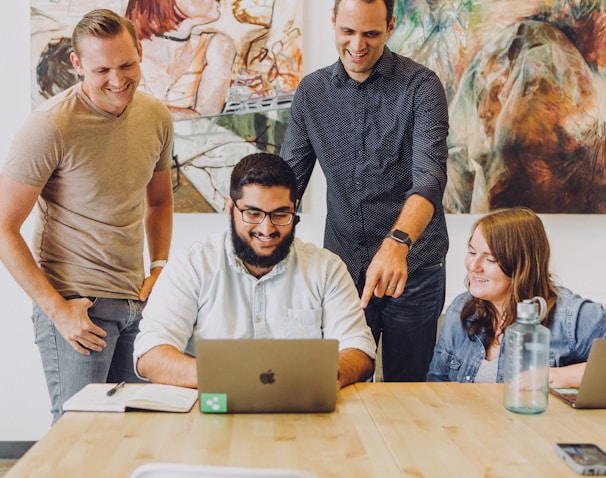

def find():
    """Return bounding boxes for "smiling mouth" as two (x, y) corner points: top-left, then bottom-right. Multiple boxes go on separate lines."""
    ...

(252, 233), (279, 244)
(108, 84), (130, 93)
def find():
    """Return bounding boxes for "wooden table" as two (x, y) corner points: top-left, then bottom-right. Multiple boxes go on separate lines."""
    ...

(4, 385), (399, 478)
(6, 383), (605, 477)
(355, 382), (606, 477)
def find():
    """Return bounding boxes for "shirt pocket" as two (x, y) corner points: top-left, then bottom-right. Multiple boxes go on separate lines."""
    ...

(279, 308), (323, 339)
(439, 349), (464, 382)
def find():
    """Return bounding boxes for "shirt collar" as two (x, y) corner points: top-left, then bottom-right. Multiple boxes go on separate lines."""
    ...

(332, 46), (394, 84)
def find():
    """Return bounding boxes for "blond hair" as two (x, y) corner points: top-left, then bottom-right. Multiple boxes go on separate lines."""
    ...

(72, 9), (140, 58)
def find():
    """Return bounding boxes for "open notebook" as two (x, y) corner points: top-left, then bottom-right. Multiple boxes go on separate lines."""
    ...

(550, 338), (606, 409)
(195, 339), (339, 413)
(62, 383), (198, 413)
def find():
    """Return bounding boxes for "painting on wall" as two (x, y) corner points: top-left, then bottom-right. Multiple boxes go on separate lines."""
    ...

(389, 0), (606, 213)
(31, 0), (302, 212)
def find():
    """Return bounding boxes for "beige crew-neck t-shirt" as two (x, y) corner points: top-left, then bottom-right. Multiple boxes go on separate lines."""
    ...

(3, 83), (174, 298)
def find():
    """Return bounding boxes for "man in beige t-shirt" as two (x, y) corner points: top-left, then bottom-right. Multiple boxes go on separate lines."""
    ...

(0, 9), (174, 422)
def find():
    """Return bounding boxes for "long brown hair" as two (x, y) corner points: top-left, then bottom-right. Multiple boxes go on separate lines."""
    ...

(461, 208), (557, 345)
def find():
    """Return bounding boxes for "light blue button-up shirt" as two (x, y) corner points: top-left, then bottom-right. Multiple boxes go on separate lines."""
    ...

(427, 287), (606, 382)
(134, 233), (377, 363)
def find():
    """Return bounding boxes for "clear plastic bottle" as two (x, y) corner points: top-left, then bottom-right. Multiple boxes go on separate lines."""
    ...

(503, 296), (550, 414)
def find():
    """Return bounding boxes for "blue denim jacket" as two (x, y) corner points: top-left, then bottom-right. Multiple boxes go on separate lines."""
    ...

(427, 286), (606, 382)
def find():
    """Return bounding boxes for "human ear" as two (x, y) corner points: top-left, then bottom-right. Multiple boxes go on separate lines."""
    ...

(70, 52), (84, 75)
(225, 196), (234, 219)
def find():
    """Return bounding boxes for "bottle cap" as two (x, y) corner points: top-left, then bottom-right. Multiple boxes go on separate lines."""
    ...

(517, 296), (547, 323)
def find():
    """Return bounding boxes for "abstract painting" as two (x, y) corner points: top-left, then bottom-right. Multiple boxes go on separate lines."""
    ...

(389, 0), (606, 213)
(31, 0), (302, 212)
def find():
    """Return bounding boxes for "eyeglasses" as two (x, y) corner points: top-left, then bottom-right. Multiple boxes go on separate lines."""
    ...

(232, 200), (297, 226)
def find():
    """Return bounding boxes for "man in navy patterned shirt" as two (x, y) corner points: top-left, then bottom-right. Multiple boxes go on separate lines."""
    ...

(281, 0), (449, 381)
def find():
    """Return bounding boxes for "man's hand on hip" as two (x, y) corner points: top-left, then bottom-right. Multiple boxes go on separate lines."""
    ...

(52, 297), (107, 355)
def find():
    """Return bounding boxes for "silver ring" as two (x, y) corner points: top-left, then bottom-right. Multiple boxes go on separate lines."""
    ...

(387, 286), (396, 290)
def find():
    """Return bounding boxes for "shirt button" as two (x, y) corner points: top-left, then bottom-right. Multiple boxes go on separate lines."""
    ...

(465, 375), (471, 382)
(255, 317), (262, 322)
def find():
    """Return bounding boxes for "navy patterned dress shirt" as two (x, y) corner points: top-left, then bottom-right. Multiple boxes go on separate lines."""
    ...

(281, 46), (449, 283)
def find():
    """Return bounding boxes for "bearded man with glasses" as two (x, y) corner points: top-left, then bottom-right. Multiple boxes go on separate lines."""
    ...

(134, 153), (376, 390)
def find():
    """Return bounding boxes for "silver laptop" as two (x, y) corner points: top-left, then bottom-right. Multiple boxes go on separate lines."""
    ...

(195, 339), (338, 413)
(550, 338), (606, 409)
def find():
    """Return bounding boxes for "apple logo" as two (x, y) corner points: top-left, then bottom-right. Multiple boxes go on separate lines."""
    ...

(259, 369), (275, 384)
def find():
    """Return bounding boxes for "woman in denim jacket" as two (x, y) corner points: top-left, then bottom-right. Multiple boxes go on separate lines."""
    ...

(427, 208), (606, 386)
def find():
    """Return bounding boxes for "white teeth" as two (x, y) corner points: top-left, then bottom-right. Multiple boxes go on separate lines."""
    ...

(350, 52), (365, 58)
(109, 85), (128, 93)
(256, 236), (271, 242)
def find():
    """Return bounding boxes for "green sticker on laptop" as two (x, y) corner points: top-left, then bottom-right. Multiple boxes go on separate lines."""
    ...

(553, 388), (578, 395)
(200, 393), (227, 413)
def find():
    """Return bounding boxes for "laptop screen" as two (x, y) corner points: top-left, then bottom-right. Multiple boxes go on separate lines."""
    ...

(195, 338), (339, 413)
(550, 338), (606, 409)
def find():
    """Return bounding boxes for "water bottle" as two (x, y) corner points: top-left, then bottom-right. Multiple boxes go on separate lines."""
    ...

(503, 296), (550, 414)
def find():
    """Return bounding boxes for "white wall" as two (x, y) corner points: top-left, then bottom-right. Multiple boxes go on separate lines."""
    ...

(1, 0), (605, 440)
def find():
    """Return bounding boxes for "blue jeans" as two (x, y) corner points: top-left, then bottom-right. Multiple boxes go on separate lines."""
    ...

(32, 297), (145, 423)
(359, 260), (446, 382)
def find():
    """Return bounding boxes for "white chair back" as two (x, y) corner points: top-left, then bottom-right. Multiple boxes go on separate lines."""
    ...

(130, 463), (318, 478)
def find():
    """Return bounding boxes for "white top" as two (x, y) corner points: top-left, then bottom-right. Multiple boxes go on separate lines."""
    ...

(475, 359), (499, 383)
(134, 233), (376, 369)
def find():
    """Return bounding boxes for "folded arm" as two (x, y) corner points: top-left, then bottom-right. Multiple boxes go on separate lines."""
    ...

(337, 348), (374, 390)
(549, 363), (586, 389)
(136, 344), (197, 388)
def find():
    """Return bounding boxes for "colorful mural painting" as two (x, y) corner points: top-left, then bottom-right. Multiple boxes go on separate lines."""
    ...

(389, 0), (606, 213)
(31, 0), (302, 212)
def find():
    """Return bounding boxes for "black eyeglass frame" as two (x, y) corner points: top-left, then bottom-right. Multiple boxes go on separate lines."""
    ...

(231, 198), (297, 226)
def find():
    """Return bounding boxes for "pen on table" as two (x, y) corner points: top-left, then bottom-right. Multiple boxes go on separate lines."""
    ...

(106, 381), (126, 397)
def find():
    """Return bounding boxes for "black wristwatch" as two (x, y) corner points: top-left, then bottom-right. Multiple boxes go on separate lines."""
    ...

(385, 229), (412, 248)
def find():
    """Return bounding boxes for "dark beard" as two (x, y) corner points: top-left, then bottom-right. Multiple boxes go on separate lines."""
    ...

(230, 215), (295, 270)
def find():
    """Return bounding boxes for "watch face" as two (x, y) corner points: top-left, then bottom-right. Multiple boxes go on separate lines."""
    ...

(391, 230), (411, 246)
(392, 230), (406, 241)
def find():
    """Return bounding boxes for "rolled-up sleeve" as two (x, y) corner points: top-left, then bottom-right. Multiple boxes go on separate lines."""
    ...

(134, 247), (202, 364)
(408, 70), (449, 210)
